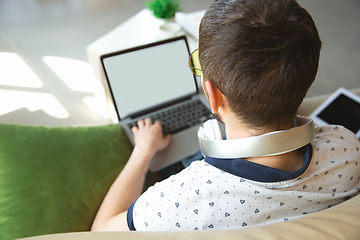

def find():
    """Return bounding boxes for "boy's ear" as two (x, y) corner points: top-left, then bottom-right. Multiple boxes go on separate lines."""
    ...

(205, 81), (225, 114)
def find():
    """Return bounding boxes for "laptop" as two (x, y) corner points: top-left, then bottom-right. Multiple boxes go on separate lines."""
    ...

(101, 36), (212, 171)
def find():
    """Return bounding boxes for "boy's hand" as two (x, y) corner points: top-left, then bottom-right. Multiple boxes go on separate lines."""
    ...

(92, 118), (172, 232)
(131, 118), (172, 157)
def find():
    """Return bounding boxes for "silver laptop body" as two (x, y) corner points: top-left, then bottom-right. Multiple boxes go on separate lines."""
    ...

(101, 36), (212, 171)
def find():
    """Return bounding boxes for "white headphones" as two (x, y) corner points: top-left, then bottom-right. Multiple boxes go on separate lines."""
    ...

(198, 116), (315, 159)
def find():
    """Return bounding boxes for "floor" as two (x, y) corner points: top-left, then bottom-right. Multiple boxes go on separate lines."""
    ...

(0, 0), (359, 127)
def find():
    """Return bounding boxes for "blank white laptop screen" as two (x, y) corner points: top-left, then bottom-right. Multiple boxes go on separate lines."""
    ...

(102, 38), (197, 119)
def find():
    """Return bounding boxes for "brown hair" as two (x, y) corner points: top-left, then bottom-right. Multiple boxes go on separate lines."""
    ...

(199, 0), (322, 130)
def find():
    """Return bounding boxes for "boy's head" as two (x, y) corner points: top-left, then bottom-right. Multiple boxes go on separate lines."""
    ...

(199, 0), (322, 130)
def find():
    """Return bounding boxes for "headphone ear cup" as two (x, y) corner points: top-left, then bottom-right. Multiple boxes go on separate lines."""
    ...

(203, 119), (222, 140)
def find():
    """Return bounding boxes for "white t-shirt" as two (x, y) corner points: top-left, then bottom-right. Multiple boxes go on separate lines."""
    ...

(129, 125), (360, 231)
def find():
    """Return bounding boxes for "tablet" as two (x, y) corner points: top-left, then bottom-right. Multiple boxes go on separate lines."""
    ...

(309, 87), (360, 138)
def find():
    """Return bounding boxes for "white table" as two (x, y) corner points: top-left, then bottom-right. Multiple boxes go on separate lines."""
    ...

(86, 9), (199, 122)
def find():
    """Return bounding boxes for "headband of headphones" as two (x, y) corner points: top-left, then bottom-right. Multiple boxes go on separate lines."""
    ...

(198, 116), (315, 159)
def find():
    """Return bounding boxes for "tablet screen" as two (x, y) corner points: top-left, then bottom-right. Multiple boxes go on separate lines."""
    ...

(317, 93), (360, 134)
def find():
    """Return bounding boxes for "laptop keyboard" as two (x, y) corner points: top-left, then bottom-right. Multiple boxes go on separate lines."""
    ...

(127, 99), (212, 135)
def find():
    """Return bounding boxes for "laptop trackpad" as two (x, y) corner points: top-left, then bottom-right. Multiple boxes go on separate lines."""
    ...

(148, 126), (200, 172)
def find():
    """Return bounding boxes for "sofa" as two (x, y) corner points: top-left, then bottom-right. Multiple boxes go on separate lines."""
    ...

(0, 88), (359, 240)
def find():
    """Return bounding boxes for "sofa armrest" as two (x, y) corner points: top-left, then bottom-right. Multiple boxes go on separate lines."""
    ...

(22, 193), (360, 240)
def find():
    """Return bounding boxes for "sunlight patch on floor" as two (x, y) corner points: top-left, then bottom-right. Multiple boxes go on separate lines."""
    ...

(83, 96), (103, 115)
(43, 55), (109, 119)
(43, 56), (101, 93)
(0, 52), (69, 119)
(0, 53), (108, 121)
(0, 52), (43, 88)
(0, 89), (69, 118)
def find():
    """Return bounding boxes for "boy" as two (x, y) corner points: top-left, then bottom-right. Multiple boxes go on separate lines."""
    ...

(92, 0), (360, 231)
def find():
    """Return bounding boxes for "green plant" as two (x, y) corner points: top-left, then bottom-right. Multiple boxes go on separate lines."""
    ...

(145, 0), (181, 19)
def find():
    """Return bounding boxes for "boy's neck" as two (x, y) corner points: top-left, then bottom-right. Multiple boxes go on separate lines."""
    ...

(244, 149), (304, 172)
(221, 111), (304, 172)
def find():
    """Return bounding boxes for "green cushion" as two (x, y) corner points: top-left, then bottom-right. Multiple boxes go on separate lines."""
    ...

(0, 124), (133, 239)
